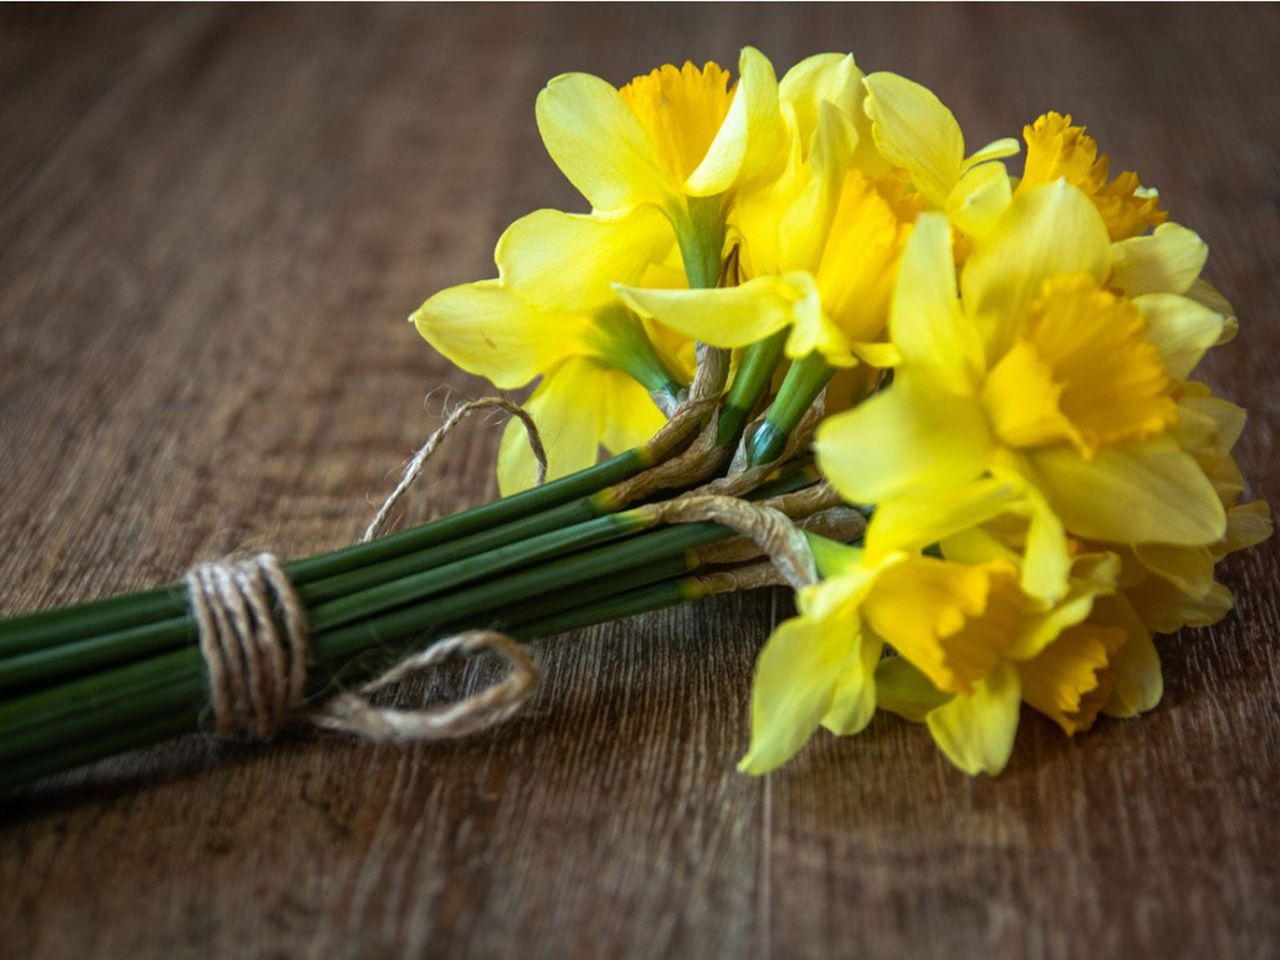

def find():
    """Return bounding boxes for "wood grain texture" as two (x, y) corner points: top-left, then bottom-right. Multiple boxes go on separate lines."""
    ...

(1, 5), (1277, 958)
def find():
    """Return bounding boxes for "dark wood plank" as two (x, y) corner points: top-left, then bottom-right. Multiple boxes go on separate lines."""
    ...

(0, 5), (1276, 958)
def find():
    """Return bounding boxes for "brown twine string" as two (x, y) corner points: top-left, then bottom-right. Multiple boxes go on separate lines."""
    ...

(765, 481), (844, 520)
(308, 631), (537, 742)
(693, 561), (788, 594)
(602, 341), (735, 507)
(187, 554), (313, 738)
(694, 500), (864, 567)
(631, 343), (729, 468)
(187, 397), (547, 743)
(186, 550), (538, 740)
(363, 396), (547, 543)
(638, 494), (820, 591)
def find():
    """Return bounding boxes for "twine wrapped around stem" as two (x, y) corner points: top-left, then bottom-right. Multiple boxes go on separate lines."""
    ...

(187, 554), (537, 742)
(187, 398), (548, 744)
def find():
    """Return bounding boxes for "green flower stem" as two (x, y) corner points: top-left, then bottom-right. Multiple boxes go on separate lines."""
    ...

(0, 507), (651, 695)
(0, 646), (204, 768)
(0, 470), (819, 780)
(511, 577), (700, 640)
(0, 448), (805, 693)
(0, 448), (652, 657)
(747, 352), (835, 466)
(305, 469), (813, 672)
(0, 569), (697, 790)
(0, 563), (707, 793)
(482, 554), (695, 628)
(717, 330), (788, 447)
(0, 451), (812, 698)
(0, 712), (196, 793)
(309, 521), (731, 670)
(0, 521), (733, 780)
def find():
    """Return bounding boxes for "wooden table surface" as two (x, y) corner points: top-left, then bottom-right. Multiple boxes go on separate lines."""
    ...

(1, 5), (1277, 958)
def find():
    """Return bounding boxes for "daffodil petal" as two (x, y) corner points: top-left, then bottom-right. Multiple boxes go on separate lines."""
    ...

(783, 276), (859, 365)
(1133, 293), (1224, 380)
(497, 207), (674, 312)
(889, 212), (983, 393)
(945, 160), (1012, 240)
(962, 180), (1111, 359)
(939, 527), (1022, 566)
(1222, 499), (1274, 556)
(1092, 595), (1162, 717)
(598, 369), (667, 454)
(815, 372), (993, 504)
(1027, 437), (1226, 546)
(820, 633), (883, 735)
(926, 661), (1021, 775)
(1124, 574), (1234, 634)
(615, 273), (810, 349)
(1020, 489), (1073, 605)
(412, 280), (576, 389)
(849, 341), (901, 367)
(1110, 222), (1208, 297)
(963, 137), (1021, 168)
(1173, 390), (1247, 462)
(1007, 552), (1120, 660)
(1018, 621), (1126, 734)
(778, 52), (863, 150)
(536, 72), (676, 212)
(1185, 278), (1238, 344)
(981, 464), (1076, 605)
(779, 101), (858, 271)
(865, 477), (1016, 560)
(497, 357), (610, 495)
(1132, 542), (1216, 597)
(863, 71), (964, 207)
(688, 46), (783, 195)
(738, 606), (852, 775)
(863, 557), (1017, 694)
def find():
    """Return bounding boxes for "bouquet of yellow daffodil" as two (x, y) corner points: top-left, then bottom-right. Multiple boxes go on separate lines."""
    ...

(0, 49), (1270, 788)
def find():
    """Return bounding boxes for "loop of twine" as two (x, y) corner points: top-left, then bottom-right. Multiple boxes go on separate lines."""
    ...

(363, 396), (547, 542)
(188, 397), (545, 744)
(308, 631), (537, 742)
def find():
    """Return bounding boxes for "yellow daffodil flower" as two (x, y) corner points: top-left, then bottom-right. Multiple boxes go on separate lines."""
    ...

(740, 536), (1147, 776)
(815, 190), (1230, 605)
(536, 48), (786, 288)
(614, 63), (1019, 369)
(897, 382), (1271, 715)
(1016, 113), (1240, 347)
(1018, 112), (1166, 241)
(875, 585), (1159, 774)
(412, 206), (692, 494)
(868, 547), (1145, 775)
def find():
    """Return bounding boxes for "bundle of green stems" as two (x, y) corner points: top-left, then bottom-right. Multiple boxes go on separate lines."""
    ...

(0, 346), (854, 790)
